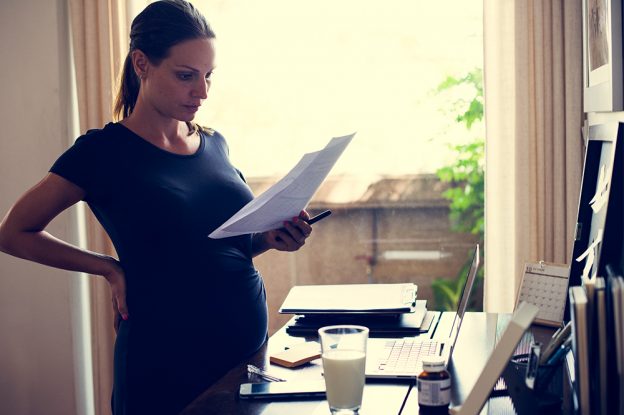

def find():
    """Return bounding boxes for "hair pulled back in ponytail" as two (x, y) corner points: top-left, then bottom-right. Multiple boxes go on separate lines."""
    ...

(113, 0), (215, 120)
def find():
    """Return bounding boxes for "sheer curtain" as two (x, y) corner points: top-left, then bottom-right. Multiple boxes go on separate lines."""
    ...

(483, 0), (584, 312)
(68, 1), (140, 414)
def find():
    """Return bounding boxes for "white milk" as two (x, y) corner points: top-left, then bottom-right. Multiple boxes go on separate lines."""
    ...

(322, 349), (366, 410)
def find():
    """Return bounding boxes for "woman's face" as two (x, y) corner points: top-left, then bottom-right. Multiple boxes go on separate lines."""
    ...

(137, 37), (216, 122)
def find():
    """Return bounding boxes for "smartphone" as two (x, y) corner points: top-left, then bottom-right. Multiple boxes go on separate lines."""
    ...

(239, 380), (326, 399)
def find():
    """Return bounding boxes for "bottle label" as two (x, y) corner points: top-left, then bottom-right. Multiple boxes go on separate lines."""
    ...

(417, 378), (451, 406)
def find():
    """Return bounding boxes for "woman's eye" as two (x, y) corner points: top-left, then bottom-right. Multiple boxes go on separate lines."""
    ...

(177, 73), (193, 81)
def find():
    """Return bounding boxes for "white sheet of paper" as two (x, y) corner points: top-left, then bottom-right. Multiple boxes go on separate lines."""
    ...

(589, 164), (610, 213)
(576, 228), (604, 282)
(208, 133), (355, 238)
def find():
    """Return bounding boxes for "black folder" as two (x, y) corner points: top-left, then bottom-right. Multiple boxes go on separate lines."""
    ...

(285, 300), (435, 337)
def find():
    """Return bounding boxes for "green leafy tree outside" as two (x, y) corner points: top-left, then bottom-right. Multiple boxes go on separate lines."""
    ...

(431, 68), (485, 311)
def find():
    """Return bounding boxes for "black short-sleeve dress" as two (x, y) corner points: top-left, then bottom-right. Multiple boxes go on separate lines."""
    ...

(50, 123), (268, 415)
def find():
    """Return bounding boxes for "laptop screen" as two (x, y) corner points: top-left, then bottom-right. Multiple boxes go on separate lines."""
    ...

(445, 245), (480, 360)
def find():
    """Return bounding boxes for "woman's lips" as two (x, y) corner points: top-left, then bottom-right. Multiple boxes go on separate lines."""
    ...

(183, 105), (200, 112)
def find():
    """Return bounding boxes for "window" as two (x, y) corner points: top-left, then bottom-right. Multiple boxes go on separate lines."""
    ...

(192, 0), (484, 333)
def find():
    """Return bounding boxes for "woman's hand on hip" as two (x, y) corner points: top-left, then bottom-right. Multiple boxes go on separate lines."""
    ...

(102, 257), (128, 332)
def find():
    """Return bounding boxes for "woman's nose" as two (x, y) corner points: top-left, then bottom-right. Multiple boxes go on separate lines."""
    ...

(193, 78), (209, 99)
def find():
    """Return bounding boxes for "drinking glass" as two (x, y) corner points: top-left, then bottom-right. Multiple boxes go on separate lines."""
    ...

(318, 325), (369, 414)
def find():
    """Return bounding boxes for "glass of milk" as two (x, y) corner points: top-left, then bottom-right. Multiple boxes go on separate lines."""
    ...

(318, 325), (369, 414)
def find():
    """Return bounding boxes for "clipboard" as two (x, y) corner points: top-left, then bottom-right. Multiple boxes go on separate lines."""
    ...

(515, 261), (570, 327)
(279, 283), (417, 314)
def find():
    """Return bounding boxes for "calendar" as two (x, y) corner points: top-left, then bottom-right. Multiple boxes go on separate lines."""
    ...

(515, 261), (570, 327)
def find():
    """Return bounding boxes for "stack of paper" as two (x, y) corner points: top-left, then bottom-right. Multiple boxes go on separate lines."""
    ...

(279, 283), (434, 336)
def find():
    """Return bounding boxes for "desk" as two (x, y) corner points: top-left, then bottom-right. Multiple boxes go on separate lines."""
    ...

(180, 312), (560, 415)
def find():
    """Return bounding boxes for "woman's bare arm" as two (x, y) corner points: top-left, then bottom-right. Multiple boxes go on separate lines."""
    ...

(0, 173), (128, 319)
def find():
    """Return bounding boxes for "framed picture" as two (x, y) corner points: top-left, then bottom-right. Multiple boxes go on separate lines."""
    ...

(582, 0), (623, 112)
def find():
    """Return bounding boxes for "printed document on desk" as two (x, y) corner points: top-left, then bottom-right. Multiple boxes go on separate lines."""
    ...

(279, 283), (417, 314)
(209, 133), (355, 239)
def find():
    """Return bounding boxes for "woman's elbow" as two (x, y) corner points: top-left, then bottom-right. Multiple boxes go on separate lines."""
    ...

(0, 219), (16, 255)
(0, 228), (9, 254)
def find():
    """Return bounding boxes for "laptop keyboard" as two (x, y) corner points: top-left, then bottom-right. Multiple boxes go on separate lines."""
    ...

(377, 338), (439, 373)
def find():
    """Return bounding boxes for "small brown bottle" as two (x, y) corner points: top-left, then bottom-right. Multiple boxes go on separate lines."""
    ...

(417, 356), (451, 414)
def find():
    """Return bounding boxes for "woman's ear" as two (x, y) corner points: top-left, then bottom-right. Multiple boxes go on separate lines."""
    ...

(130, 49), (149, 79)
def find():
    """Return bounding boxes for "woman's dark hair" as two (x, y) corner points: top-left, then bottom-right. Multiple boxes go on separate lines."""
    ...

(113, 0), (215, 121)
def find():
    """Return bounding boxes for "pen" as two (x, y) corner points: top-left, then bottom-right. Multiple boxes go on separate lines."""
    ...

(539, 321), (572, 365)
(546, 337), (572, 366)
(550, 326), (563, 341)
(275, 211), (332, 244)
(306, 210), (332, 225)
(246, 364), (287, 382)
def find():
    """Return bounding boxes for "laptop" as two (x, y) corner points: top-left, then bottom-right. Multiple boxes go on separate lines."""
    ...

(365, 244), (480, 379)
